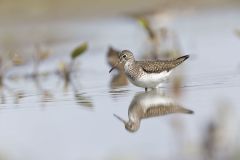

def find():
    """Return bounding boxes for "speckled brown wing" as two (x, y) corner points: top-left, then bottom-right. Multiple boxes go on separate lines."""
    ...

(138, 55), (189, 73)
(143, 104), (193, 119)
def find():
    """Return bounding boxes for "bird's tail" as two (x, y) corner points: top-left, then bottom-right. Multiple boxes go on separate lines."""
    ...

(177, 106), (194, 114)
(168, 55), (189, 69)
(176, 55), (189, 63)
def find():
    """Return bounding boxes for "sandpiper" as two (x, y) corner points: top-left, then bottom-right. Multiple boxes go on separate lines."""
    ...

(109, 50), (189, 91)
(114, 89), (193, 132)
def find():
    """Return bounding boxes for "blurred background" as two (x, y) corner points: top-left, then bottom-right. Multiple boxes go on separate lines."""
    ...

(0, 0), (240, 160)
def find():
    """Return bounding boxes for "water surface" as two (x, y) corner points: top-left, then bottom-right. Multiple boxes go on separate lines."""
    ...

(0, 8), (240, 160)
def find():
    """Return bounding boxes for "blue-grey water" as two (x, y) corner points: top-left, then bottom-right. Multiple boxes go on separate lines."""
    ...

(0, 8), (240, 160)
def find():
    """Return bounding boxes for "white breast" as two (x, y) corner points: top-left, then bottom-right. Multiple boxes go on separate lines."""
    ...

(124, 61), (172, 88)
(140, 95), (173, 109)
(135, 71), (172, 88)
(124, 61), (131, 71)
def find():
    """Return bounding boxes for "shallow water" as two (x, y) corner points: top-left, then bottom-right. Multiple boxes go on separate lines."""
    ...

(0, 8), (240, 160)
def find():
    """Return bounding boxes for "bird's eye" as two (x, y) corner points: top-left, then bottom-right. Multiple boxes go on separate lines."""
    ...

(123, 55), (127, 58)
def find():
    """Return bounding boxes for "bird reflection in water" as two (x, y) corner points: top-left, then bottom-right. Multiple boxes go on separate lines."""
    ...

(55, 63), (94, 109)
(114, 89), (193, 132)
(107, 47), (128, 89)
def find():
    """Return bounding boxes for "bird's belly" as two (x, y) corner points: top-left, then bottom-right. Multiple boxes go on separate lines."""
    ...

(129, 71), (172, 88)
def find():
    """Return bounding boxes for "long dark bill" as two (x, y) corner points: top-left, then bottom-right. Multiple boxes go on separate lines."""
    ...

(109, 60), (120, 73)
(113, 114), (127, 125)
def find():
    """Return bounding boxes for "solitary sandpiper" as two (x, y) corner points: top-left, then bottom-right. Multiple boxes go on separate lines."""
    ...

(109, 50), (189, 91)
(114, 89), (193, 132)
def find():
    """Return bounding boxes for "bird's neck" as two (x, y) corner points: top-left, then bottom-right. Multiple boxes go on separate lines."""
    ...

(129, 111), (141, 122)
(124, 59), (135, 69)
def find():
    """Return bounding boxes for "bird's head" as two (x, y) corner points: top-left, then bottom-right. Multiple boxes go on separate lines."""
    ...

(109, 50), (135, 73)
(119, 50), (134, 63)
(113, 114), (140, 133)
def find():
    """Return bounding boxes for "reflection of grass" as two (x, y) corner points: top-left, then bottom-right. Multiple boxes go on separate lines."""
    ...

(74, 92), (93, 108)
(57, 42), (88, 86)
(57, 43), (94, 109)
(0, 54), (25, 104)
(0, 42), (93, 107)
